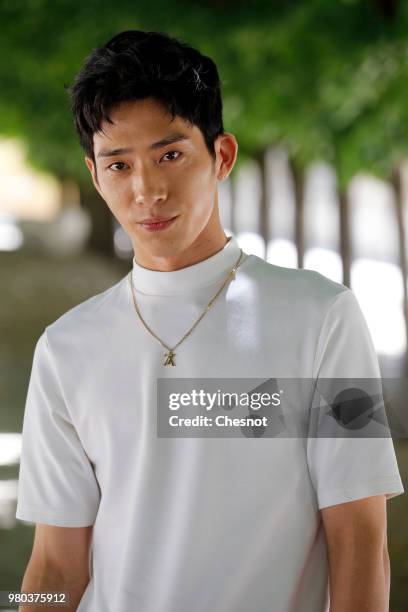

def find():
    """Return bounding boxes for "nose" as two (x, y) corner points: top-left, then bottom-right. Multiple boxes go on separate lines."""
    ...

(131, 162), (167, 206)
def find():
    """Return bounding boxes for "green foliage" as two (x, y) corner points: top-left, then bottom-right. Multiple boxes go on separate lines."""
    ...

(0, 0), (407, 187)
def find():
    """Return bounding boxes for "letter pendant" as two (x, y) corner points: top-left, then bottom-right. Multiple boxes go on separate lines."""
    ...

(164, 350), (176, 366)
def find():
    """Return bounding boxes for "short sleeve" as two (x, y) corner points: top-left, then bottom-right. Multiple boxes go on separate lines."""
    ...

(16, 331), (101, 527)
(307, 289), (404, 509)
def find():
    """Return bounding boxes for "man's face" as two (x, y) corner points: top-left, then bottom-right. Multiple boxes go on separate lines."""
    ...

(85, 98), (237, 268)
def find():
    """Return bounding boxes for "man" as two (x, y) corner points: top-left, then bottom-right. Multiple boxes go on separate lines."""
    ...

(16, 30), (404, 611)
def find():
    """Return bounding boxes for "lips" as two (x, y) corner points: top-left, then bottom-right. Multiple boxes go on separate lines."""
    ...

(140, 216), (175, 223)
(138, 216), (178, 232)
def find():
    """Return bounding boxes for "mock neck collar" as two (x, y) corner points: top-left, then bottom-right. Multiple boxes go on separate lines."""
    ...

(131, 235), (243, 296)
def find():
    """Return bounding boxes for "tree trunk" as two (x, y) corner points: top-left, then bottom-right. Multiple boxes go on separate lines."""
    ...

(229, 170), (238, 237)
(255, 148), (269, 260)
(339, 189), (351, 288)
(79, 185), (114, 256)
(61, 178), (80, 208)
(290, 159), (304, 269)
(374, 0), (397, 19)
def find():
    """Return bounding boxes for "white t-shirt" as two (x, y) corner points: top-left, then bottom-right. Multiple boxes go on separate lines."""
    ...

(16, 235), (404, 612)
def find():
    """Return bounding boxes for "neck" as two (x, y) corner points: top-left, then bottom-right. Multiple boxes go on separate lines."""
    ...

(135, 233), (229, 272)
(131, 233), (242, 296)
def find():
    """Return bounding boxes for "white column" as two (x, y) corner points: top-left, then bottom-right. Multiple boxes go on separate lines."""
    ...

(349, 173), (405, 373)
(233, 159), (264, 257)
(265, 146), (297, 268)
(303, 161), (343, 283)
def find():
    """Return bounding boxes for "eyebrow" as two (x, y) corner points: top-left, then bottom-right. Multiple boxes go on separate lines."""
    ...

(96, 132), (190, 158)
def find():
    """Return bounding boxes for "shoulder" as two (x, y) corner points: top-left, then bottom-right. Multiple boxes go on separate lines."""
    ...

(44, 273), (129, 351)
(242, 254), (350, 309)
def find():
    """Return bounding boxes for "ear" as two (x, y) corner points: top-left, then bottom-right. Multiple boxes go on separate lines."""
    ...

(215, 133), (238, 181)
(85, 156), (102, 196)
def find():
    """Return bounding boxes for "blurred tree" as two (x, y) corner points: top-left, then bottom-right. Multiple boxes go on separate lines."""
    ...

(0, 0), (408, 253)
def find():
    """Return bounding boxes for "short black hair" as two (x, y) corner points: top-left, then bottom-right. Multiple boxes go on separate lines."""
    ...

(68, 30), (225, 162)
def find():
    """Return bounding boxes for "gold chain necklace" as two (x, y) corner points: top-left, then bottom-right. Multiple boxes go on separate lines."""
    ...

(128, 248), (244, 366)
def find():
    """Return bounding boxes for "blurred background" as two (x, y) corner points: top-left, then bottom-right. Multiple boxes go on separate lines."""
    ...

(0, 0), (407, 609)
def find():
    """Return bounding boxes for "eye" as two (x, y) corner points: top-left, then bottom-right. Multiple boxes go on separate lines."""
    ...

(161, 150), (182, 162)
(108, 162), (129, 172)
